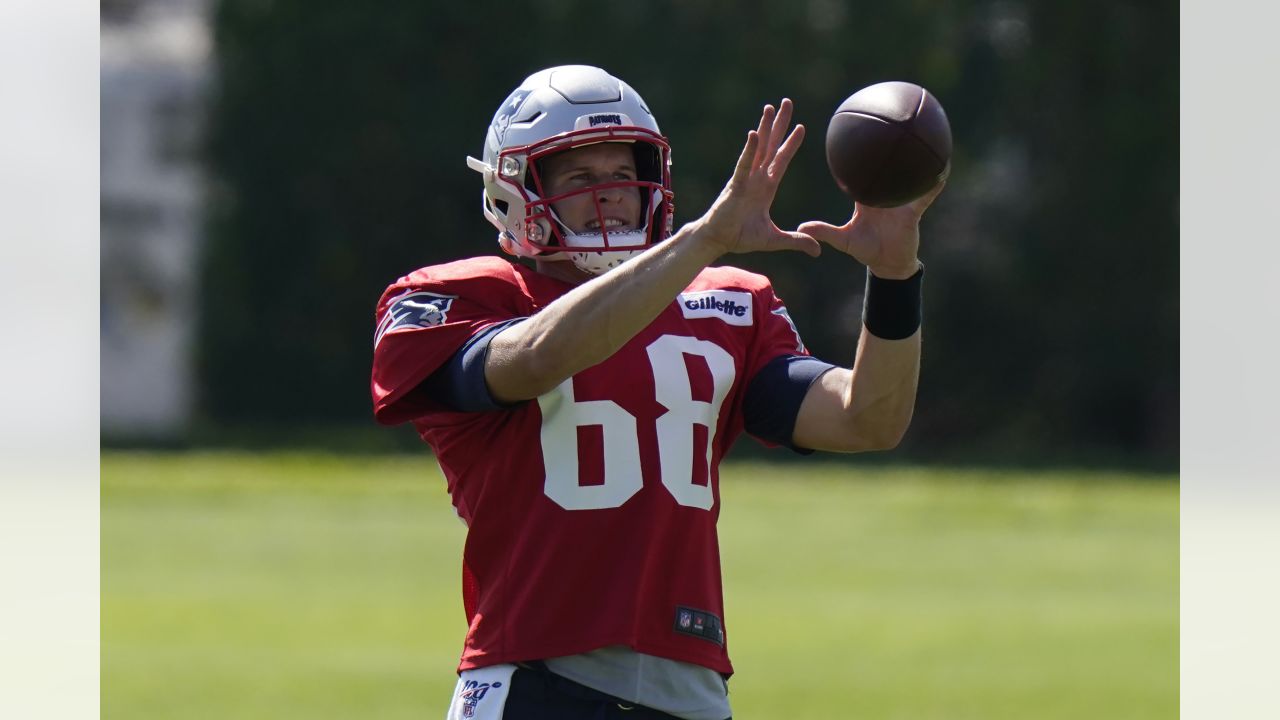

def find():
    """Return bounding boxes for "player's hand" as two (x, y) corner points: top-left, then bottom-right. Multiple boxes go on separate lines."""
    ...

(694, 99), (821, 258)
(798, 181), (945, 279)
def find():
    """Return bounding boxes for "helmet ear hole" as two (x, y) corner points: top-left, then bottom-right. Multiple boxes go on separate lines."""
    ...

(494, 199), (509, 215)
(632, 142), (664, 220)
(632, 143), (662, 184)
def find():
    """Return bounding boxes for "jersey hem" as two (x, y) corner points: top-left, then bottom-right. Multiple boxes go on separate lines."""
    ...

(457, 639), (733, 677)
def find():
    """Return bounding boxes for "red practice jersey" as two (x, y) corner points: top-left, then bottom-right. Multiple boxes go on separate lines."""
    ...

(370, 256), (810, 675)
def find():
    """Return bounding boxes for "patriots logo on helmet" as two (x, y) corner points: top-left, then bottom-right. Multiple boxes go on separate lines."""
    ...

(374, 291), (457, 348)
(492, 88), (532, 143)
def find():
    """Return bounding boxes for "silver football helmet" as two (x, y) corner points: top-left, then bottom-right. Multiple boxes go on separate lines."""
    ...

(466, 65), (674, 275)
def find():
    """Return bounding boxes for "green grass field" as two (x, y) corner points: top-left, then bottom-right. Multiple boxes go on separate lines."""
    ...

(102, 452), (1177, 719)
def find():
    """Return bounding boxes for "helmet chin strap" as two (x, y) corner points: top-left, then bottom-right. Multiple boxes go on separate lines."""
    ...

(560, 229), (648, 276)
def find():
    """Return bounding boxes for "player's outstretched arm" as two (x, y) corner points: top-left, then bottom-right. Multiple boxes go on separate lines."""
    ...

(485, 100), (818, 404)
(788, 184), (944, 452)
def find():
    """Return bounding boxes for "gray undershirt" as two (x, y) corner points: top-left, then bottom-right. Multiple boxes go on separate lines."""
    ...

(544, 645), (731, 720)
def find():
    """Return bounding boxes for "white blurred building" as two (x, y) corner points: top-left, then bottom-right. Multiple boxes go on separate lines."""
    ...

(101, 0), (211, 437)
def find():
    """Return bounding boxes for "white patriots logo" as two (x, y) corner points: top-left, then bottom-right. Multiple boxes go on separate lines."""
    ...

(374, 291), (456, 348)
(492, 88), (531, 143)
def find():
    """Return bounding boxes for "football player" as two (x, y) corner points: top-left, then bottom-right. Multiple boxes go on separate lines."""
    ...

(370, 65), (942, 720)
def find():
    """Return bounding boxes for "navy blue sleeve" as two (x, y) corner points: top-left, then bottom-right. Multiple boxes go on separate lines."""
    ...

(416, 318), (528, 412)
(743, 355), (838, 454)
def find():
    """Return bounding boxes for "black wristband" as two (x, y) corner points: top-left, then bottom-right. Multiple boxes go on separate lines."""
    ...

(862, 262), (924, 340)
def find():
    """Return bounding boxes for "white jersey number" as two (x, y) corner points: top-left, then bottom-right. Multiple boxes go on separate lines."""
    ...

(538, 335), (736, 511)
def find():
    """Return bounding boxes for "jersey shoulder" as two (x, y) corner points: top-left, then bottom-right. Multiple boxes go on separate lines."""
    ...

(377, 256), (529, 309)
(392, 255), (523, 290)
(684, 264), (809, 356)
(687, 264), (776, 294)
(371, 257), (533, 424)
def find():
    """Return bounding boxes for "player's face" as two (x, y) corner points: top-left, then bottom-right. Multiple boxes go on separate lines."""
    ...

(540, 143), (642, 235)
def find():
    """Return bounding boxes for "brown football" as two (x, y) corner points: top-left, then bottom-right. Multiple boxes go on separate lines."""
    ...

(825, 81), (952, 207)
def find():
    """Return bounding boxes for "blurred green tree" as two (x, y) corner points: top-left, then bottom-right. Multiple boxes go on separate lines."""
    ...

(201, 0), (1176, 463)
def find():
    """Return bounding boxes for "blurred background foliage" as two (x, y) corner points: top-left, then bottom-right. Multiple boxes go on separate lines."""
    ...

(196, 0), (1177, 467)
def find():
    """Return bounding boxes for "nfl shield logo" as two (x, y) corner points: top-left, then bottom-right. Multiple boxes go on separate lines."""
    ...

(679, 610), (692, 629)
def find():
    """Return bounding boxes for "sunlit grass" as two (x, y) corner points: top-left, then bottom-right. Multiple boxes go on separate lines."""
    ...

(103, 452), (1177, 719)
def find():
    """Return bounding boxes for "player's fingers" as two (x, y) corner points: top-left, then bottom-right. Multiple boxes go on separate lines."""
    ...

(911, 179), (947, 212)
(771, 229), (821, 257)
(765, 99), (793, 159)
(797, 220), (853, 249)
(768, 123), (805, 180)
(754, 105), (775, 168)
(734, 130), (760, 180)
